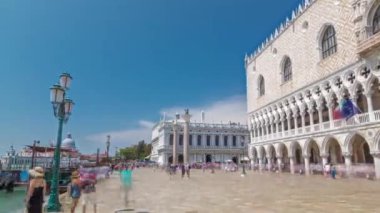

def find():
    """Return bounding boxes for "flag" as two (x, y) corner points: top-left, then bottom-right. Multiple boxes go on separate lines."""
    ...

(333, 107), (342, 120)
(340, 98), (361, 120)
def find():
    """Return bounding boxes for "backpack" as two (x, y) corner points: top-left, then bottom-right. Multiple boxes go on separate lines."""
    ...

(70, 183), (81, 198)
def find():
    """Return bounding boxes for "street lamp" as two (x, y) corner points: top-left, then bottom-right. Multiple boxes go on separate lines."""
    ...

(106, 135), (111, 162)
(47, 73), (74, 212)
(31, 140), (40, 169)
(241, 137), (247, 176)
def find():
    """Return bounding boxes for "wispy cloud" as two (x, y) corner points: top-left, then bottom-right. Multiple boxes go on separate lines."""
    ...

(84, 95), (247, 148)
(161, 95), (247, 124)
(84, 120), (154, 147)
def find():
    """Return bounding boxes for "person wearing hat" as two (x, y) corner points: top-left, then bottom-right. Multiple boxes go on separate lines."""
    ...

(67, 171), (81, 213)
(26, 167), (46, 213)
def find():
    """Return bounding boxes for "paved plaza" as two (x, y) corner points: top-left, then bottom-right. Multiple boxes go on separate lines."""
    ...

(63, 168), (380, 213)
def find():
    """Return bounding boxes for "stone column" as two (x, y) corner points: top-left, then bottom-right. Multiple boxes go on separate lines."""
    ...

(172, 122), (179, 165)
(366, 91), (374, 121)
(317, 105), (323, 127)
(309, 109), (314, 127)
(344, 154), (352, 178)
(304, 156), (310, 176)
(289, 157), (295, 174)
(328, 103), (334, 128)
(182, 109), (192, 165)
(373, 153), (380, 180)
(281, 118), (285, 135)
(275, 120), (279, 136)
(267, 156), (272, 171)
(300, 111), (306, 133)
(293, 113), (298, 134)
(258, 158), (263, 172)
(277, 156), (283, 173)
(287, 114), (291, 132)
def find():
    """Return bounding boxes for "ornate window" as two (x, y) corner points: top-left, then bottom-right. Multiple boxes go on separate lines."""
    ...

(374, 6), (380, 34)
(282, 57), (292, 82)
(179, 134), (183, 146)
(169, 134), (173, 146)
(321, 26), (337, 59)
(258, 75), (265, 96)
(224, 136), (228, 146)
(206, 135), (211, 146)
(197, 135), (202, 146)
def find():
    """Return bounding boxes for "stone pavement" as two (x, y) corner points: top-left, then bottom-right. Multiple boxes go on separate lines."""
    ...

(62, 168), (380, 213)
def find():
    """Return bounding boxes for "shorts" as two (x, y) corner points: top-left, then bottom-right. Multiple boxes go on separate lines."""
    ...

(71, 198), (79, 208)
(82, 193), (96, 206)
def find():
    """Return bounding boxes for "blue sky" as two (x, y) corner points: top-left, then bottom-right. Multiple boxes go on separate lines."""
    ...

(0, 0), (302, 154)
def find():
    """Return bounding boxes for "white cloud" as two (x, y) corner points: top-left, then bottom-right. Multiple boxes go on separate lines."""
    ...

(85, 95), (247, 147)
(84, 120), (153, 147)
(161, 95), (247, 124)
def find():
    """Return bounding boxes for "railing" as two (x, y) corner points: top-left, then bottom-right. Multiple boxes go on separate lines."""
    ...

(252, 111), (380, 143)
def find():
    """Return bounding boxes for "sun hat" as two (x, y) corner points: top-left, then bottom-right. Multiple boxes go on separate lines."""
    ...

(29, 166), (44, 178)
(71, 171), (80, 179)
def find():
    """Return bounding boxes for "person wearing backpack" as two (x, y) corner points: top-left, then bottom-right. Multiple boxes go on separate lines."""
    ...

(67, 171), (81, 213)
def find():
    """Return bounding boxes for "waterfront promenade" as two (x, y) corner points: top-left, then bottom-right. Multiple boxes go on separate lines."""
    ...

(59, 168), (380, 213)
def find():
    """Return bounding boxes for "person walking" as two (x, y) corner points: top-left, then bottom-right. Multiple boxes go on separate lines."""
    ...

(68, 171), (82, 213)
(181, 164), (186, 178)
(26, 167), (46, 213)
(81, 178), (97, 213)
(331, 164), (337, 179)
(185, 164), (191, 178)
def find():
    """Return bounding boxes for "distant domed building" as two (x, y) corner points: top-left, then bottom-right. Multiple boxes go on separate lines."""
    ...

(62, 133), (76, 150)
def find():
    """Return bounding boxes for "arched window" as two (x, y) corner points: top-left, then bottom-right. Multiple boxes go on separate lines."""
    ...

(282, 57), (292, 82)
(373, 6), (380, 34)
(258, 75), (265, 96)
(321, 26), (337, 59)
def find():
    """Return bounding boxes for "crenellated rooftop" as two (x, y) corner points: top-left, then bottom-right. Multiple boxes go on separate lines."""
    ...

(244, 0), (317, 66)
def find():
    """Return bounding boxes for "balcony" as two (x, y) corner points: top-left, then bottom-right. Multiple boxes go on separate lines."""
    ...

(357, 32), (380, 56)
(251, 110), (380, 144)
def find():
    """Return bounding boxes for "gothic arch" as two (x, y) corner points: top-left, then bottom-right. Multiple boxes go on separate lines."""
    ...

(372, 130), (380, 152)
(289, 141), (303, 164)
(321, 135), (339, 155)
(344, 132), (368, 154)
(275, 143), (288, 158)
(317, 23), (337, 59)
(257, 146), (266, 159)
(265, 144), (276, 158)
(280, 56), (292, 83)
(321, 135), (344, 164)
(364, 0), (380, 35)
(345, 132), (374, 164)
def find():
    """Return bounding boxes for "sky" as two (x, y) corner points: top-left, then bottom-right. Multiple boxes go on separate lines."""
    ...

(0, 0), (302, 154)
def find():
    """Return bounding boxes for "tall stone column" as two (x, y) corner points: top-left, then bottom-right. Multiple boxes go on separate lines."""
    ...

(309, 109), (314, 127)
(304, 156), (310, 176)
(366, 91), (374, 121)
(277, 156), (283, 173)
(172, 122), (179, 165)
(287, 114), (291, 132)
(182, 109), (192, 165)
(275, 120), (279, 136)
(267, 156), (272, 171)
(328, 103), (334, 128)
(300, 111), (306, 133)
(344, 154), (352, 177)
(373, 153), (380, 179)
(289, 157), (295, 174)
(317, 106), (323, 127)
(281, 117), (285, 135)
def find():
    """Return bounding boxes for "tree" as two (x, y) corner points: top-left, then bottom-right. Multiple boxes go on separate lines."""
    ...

(118, 140), (153, 161)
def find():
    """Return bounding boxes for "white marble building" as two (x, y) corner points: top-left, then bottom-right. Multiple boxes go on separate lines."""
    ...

(150, 113), (249, 166)
(245, 0), (380, 178)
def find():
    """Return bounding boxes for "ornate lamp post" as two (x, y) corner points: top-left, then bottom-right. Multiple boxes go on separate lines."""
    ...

(106, 135), (111, 162)
(47, 73), (74, 212)
(31, 140), (40, 169)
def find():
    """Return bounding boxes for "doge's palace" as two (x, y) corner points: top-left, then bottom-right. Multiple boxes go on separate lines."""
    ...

(245, 0), (380, 179)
